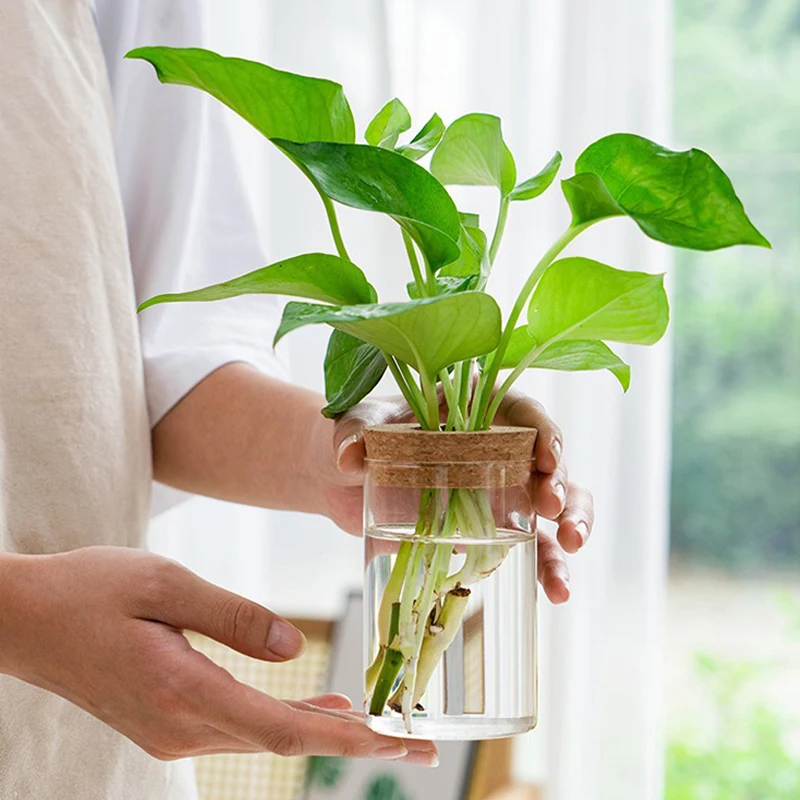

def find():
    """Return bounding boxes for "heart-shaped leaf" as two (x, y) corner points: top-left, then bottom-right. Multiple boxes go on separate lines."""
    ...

(322, 331), (387, 418)
(563, 133), (770, 250)
(276, 293), (501, 378)
(396, 114), (445, 161)
(527, 257), (669, 346)
(137, 253), (376, 312)
(500, 328), (630, 391)
(508, 151), (562, 202)
(365, 98), (411, 149)
(430, 113), (517, 196)
(275, 140), (461, 271)
(126, 47), (355, 144)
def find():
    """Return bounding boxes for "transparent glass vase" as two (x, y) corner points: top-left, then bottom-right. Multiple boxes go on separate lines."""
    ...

(363, 424), (537, 740)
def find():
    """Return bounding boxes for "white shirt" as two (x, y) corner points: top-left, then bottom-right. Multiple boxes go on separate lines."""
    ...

(94, 1), (287, 429)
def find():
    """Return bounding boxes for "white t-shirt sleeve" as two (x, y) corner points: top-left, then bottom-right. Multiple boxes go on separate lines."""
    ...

(95, 0), (288, 428)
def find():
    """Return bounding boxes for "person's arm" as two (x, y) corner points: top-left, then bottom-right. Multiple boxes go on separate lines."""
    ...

(0, 546), (436, 763)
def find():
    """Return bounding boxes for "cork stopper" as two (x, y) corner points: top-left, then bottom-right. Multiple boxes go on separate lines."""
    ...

(363, 424), (536, 488)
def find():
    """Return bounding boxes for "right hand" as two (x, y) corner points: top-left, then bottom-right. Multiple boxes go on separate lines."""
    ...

(0, 546), (438, 765)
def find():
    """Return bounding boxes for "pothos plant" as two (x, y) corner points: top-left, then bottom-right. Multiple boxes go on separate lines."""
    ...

(130, 47), (769, 731)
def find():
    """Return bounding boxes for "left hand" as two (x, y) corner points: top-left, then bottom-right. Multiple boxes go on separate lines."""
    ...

(318, 389), (594, 605)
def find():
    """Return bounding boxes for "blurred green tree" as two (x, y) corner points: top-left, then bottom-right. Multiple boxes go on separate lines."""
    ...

(671, 0), (800, 569)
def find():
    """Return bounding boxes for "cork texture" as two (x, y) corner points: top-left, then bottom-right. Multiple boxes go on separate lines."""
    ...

(363, 424), (537, 488)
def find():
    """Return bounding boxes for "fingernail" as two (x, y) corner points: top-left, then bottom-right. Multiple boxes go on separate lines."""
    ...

(553, 482), (566, 510)
(372, 744), (409, 761)
(575, 520), (589, 545)
(400, 749), (439, 768)
(336, 434), (360, 471)
(550, 438), (562, 463)
(266, 619), (306, 659)
(559, 575), (571, 601)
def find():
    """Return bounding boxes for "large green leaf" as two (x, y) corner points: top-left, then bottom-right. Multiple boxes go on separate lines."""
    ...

(500, 329), (631, 391)
(275, 140), (461, 270)
(137, 253), (375, 312)
(527, 257), (670, 345)
(430, 113), (517, 196)
(276, 293), (501, 377)
(509, 151), (562, 202)
(322, 331), (386, 418)
(126, 47), (355, 144)
(365, 98), (411, 149)
(396, 113), (445, 161)
(563, 133), (770, 249)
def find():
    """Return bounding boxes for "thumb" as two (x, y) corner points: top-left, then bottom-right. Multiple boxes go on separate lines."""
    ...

(333, 398), (400, 476)
(151, 564), (306, 662)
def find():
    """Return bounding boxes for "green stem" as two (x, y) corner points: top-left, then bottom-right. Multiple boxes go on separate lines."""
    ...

(319, 192), (351, 261)
(488, 196), (510, 265)
(402, 231), (427, 297)
(439, 370), (465, 431)
(386, 357), (427, 425)
(472, 223), (589, 429)
(420, 372), (440, 430)
(369, 602), (403, 716)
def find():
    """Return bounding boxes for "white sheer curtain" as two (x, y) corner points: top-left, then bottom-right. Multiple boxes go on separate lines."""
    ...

(149, 2), (672, 798)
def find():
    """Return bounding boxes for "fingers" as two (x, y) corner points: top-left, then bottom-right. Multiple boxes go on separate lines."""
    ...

(201, 669), (438, 764)
(555, 483), (594, 554)
(531, 462), (569, 520)
(296, 693), (354, 711)
(146, 564), (306, 663)
(497, 390), (563, 473)
(537, 529), (570, 604)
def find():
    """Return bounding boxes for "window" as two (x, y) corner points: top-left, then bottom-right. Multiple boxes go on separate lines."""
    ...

(667, 1), (800, 796)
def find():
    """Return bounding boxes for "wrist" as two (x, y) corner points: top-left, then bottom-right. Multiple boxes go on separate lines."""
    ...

(0, 552), (45, 677)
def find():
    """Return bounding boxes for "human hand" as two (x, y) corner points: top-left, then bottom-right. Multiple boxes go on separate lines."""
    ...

(0, 547), (438, 764)
(319, 389), (594, 605)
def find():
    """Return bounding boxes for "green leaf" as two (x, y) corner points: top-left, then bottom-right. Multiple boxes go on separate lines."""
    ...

(274, 140), (461, 270)
(560, 173), (622, 225)
(527, 257), (670, 346)
(322, 331), (387, 418)
(406, 274), (479, 299)
(430, 113), (517, 196)
(276, 293), (501, 378)
(126, 47), (355, 144)
(439, 220), (490, 284)
(509, 151), (562, 201)
(564, 133), (770, 250)
(396, 113), (445, 161)
(365, 98), (411, 149)
(137, 253), (376, 312)
(500, 329), (631, 391)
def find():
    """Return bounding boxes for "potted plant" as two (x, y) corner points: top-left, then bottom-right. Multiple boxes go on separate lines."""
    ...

(131, 47), (769, 740)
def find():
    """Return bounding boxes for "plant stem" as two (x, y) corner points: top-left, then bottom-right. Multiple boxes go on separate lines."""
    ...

(402, 231), (427, 298)
(368, 602), (404, 716)
(439, 369), (465, 431)
(420, 372), (440, 429)
(472, 222), (589, 429)
(319, 191), (352, 262)
(386, 356), (428, 426)
(488, 196), (510, 265)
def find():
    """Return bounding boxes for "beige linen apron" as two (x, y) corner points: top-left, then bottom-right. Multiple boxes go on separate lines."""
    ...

(0, 1), (196, 797)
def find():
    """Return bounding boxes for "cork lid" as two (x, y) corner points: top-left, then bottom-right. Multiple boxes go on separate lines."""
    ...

(363, 424), (537, 488)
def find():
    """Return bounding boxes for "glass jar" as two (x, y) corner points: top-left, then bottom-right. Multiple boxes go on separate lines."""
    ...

(363, 424), (538, 740)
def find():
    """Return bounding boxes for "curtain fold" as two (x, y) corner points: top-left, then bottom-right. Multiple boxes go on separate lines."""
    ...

(150, 2), (672, 797)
